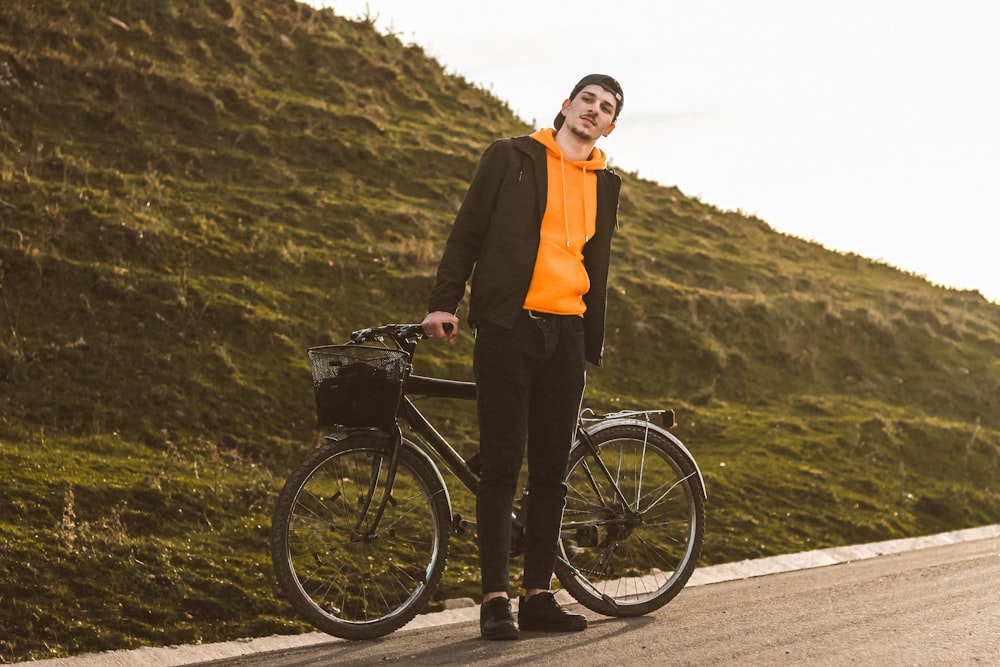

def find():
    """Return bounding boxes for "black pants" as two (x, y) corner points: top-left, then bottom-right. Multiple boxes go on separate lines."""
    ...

(473, 310), (586, 594)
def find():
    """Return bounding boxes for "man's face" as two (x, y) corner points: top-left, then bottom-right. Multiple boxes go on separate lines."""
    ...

(560, 84), (618, 141)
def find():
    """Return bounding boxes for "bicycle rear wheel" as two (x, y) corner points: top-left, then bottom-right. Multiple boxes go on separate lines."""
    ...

(270, 434), (451, 639)
(555, 422), (705, 616)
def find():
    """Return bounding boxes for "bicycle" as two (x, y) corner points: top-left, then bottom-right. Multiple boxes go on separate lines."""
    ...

(270, 323), (706, 640)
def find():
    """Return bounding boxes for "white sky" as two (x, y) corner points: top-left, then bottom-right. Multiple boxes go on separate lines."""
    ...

(314, 1), (1000, 303)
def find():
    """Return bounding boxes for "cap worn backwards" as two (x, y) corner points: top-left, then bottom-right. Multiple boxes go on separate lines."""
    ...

(553, 74), (624, 130)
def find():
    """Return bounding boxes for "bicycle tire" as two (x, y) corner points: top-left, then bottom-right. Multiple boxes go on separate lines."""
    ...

(270, 434), (451, 640)
(555, 422), (705, 616)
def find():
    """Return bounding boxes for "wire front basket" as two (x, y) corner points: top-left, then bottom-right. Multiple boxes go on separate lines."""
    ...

(307, 345), (409, 428)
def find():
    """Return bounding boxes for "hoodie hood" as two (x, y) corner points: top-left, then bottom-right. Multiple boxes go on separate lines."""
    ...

(530, 128), (608, 170)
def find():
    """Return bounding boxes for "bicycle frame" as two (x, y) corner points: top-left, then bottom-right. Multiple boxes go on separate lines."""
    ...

(400, 374), (480, 492)
(331, 368), (706, 546)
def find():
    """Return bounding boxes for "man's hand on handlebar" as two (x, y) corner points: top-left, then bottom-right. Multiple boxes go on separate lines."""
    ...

(421, 311), (459, 340)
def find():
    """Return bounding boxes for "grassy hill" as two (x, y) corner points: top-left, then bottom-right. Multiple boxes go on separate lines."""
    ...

(2, 0), (998, 660)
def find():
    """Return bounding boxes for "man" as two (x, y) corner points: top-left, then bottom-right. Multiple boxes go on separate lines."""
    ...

(421, 74), (624, 640)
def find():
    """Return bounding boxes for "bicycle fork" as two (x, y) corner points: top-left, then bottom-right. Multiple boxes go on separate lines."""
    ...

(353, 427), (404, 540)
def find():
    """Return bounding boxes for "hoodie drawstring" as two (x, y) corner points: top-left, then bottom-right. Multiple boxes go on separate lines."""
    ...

(559, 153), (569, 247)
(559, 154), (591, 248)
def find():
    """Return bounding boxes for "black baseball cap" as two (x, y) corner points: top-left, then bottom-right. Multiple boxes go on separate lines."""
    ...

(553, 74), (624, 129)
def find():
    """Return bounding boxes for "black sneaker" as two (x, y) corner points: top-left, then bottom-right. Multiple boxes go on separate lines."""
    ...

(517, 591), (588, 632)
(480, 597), (519, 640)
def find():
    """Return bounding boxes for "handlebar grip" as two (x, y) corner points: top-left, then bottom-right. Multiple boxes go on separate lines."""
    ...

(443, 322), (454, 336)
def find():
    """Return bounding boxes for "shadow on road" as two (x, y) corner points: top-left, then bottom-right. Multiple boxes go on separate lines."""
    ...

(205, 614), (659, 666)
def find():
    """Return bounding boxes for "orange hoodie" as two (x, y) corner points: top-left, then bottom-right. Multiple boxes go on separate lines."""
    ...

(522, 128), (608, 316)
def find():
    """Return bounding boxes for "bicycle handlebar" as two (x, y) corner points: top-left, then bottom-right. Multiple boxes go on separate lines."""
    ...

(350, 323), (426, 345)
(349, 323), (454, 352)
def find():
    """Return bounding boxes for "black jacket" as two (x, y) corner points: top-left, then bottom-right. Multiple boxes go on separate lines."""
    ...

(428, 135), (621, 366)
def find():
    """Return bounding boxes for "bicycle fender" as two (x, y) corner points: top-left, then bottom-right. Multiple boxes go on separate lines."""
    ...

(324, 430), (453, 512)
(579, 418), (707, 500)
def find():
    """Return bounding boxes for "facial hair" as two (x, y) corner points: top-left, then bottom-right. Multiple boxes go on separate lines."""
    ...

(569, 114), (601, 141)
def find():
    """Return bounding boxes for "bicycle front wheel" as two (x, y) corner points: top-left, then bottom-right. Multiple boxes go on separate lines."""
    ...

(270, 434), (451, 640)
(555, 422), (705, 616)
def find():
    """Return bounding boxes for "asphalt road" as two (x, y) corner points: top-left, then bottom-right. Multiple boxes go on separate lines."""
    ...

(198, 533), (1000, 667)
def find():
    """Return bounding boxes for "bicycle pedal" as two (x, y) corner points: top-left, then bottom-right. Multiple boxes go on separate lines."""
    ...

(451, 513), (476, 536)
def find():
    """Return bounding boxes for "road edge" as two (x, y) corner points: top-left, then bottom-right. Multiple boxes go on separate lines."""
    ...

(18, 523), (1000, 667)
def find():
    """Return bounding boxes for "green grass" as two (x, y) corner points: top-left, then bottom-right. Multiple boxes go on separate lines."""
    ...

(0, 426), (289, 657)
(1, 0), (999, 661)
